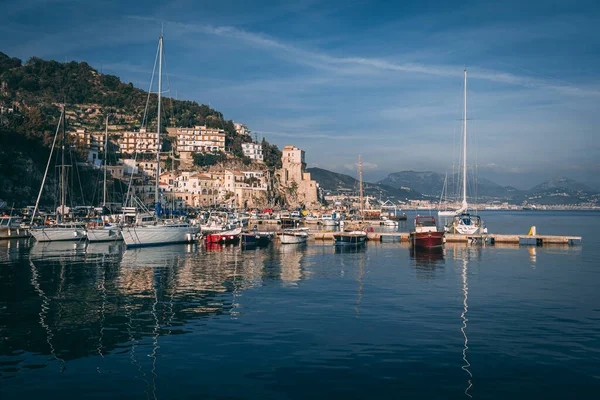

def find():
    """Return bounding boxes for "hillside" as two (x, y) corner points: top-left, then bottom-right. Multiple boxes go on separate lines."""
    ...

(377, 170), (598, 205)
(521, 178), (599, 205)
(0, 51), (280, 207)
(307, 167), (422, 201)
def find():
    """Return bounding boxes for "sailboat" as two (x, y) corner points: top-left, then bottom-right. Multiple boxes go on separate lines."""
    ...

(87, 113), (122, 242)
(121, 32), (200, 247)
(440, 69), (486, 235)
(333, 156), (368, 246)
(30, 107), (87, 242)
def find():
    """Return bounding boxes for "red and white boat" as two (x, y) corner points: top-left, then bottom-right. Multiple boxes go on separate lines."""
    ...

(204, 227), (242, 245)
(409, 216), (445, 248)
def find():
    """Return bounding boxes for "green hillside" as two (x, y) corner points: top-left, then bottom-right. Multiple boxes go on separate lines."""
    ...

(0, 51), (278, 207)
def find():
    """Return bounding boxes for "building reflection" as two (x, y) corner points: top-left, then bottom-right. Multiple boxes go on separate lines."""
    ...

(278, 243), (308, 284)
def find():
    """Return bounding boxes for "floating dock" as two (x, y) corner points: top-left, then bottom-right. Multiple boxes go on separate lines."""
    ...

(311, 231), (582, 246)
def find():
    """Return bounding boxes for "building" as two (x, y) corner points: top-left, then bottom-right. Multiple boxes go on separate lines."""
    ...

(167, 126), (226, 153)
(242, 142), (263, 162)
(119, 128), (159, 154)
(234, 123), (250, 136)
(276, 145), (319, 207)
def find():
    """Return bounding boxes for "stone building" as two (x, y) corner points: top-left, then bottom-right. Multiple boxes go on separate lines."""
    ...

(276, 145), (319, 207)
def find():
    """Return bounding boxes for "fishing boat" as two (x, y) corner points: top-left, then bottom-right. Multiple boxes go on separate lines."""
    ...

(30, 109), (87, 242)
(241, 230), (274, 247)
(334, 156), (368, 246)
(278, 229), (309, 244)
(440, 69), (487, 235)
(409, 215), (445, 248)
(205, 227), (242, 245)
(121, 32), (199, 247)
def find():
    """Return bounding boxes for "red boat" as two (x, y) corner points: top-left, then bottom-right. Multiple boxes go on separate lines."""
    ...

(204, 227), (242, 245)
(409, 216), (445, 248)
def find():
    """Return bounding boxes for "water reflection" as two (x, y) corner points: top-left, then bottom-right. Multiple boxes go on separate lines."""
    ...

(447, 245), (481, 398)
(0, 241), (285, 381)
(409, 246), (445, 279)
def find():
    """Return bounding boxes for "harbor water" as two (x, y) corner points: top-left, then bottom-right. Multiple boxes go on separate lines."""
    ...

(1, 211), (599, 399)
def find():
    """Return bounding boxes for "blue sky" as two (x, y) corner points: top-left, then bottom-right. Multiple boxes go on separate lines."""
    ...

(1, 0), (599, 189)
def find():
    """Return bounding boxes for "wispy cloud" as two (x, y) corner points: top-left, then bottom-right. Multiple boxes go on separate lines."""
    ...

(130, 16), (600, 98)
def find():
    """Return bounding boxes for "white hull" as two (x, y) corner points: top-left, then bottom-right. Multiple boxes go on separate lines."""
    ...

(453, 224), (486, 235)
(87, 226), (122, 242)
(321, 220), (338, 226)
(438, 210), (457, 217)
(121, 224), (200, 247)
(279, 232), (309, 244)
(31, 227), (86, 242)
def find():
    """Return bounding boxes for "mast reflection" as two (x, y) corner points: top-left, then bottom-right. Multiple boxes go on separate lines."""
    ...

(448, 244), (480, 398)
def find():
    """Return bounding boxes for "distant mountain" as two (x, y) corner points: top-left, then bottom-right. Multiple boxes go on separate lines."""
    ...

(522, 178), (599, 205)
(307, 167), (422, 200)
(377, 170), (522, 201)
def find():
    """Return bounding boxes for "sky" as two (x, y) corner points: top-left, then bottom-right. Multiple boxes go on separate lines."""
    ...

(1, 0), (599, 189)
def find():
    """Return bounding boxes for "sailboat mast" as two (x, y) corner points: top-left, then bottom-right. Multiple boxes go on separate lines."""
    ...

(359, 155), (364, 220)
(462, 68), (468, 210)
(103, 113), (109, 207)
(60, 104), (66, 223)
(155, 34), (163, 209)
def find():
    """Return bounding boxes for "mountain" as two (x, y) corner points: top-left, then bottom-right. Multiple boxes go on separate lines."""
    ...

(377, 170), (522, 201)
(307, 167), (422, 201)
(522, 178), (599, 205)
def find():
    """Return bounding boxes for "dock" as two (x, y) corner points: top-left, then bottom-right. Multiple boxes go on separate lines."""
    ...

(311, 231), (582, 246)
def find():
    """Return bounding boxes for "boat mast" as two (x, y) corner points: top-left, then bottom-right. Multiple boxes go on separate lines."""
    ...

(359, 155), (364, 221)
(461, 68), (468, 211)
(155, 33), (163, 214)
(60, 104), (66, 223)
(103, 113), (109, 207)
(31, 110), (63, 224)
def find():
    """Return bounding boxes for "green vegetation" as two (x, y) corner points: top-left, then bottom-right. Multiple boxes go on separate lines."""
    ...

(0, 51), (284, 207)
(193, 152), (227, 167)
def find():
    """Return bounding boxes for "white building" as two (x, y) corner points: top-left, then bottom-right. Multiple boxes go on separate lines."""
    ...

(242, 142), (263, 162)
(167, 126), (226, 153)
(234, 123), (250, 136)
(119, 128), (159, 154)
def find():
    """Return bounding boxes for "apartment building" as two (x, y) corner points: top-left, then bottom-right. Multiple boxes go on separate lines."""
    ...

(167, 126), (226, 154)
(242, 142), (263, 162)
(119, 128), (159, 154)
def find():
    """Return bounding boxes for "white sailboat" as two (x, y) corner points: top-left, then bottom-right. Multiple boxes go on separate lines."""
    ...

(87, 113), (122, 242)
(30, 108), (86, 242)
(121, 32), (199, 247)
(441, 69), (486, 235)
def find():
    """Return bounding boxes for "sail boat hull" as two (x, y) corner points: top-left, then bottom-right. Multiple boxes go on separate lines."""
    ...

(31, 226), (86, 242)
(121, 224), (199, 247)
(86, 226), (122, 242)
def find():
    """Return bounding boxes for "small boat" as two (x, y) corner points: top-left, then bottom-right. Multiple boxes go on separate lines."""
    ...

(241, 231), (274, 247)
(320, 213), (339, 226)
(409, 215), (445, 248)
(333, 229), (367, 246)
(380, 218), (399, 227)
(278, 229), (309, 244)
(205, 227), (242, 245)
(0, 215), (30, 239)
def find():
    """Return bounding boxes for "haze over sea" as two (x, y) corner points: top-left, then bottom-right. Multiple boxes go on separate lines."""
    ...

(1, 210), (599, 399)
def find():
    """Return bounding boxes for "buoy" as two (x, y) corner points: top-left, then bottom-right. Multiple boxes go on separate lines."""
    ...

(528, 226), (537, 236)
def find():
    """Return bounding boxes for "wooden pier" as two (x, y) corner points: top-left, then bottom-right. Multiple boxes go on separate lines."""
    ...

(311, 231), (582, 246)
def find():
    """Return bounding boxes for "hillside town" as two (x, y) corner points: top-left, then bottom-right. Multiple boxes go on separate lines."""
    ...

(71, 120), (321, 211)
